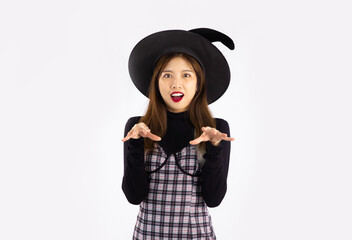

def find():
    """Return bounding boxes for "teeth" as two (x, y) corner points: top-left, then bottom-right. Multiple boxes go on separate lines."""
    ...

(171, 93), (184, 97)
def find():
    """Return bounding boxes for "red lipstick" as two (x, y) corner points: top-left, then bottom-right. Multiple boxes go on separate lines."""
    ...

(170, 91), (184, 102)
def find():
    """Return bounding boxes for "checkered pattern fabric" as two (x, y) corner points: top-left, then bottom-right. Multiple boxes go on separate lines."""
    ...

(133, 144), (216, 240)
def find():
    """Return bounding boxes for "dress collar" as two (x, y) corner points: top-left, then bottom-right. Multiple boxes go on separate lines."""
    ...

(166, 110), (187, 119)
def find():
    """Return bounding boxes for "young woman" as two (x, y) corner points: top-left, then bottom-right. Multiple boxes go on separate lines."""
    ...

(122, 28), (235, 239)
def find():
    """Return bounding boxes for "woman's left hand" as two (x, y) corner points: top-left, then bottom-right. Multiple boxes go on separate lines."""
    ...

(189, 126), (235, 146)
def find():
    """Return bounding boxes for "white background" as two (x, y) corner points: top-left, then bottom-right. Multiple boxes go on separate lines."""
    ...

(1, 0), (351, 239)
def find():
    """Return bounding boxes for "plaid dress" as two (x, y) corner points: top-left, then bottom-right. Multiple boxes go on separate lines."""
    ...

(133, 143), (216, 240)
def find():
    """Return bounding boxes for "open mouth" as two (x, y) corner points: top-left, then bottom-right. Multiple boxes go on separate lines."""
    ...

(171, 92), (184, 102)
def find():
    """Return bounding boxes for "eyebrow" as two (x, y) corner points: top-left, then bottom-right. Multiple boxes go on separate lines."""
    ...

(162, 70), (194, 73)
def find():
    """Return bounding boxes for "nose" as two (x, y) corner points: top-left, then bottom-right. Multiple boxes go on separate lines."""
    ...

(171, 75), (182, 89)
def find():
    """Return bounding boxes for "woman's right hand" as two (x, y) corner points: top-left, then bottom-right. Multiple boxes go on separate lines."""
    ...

(122, 122), (161, 142)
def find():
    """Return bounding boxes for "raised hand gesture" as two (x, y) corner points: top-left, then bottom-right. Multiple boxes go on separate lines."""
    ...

(122, 122), (161, 142)
(189, 126), (235, 146)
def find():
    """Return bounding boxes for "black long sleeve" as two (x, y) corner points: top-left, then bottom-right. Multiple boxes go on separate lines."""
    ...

(122, 117), (149, 204)
(201, 119), (231, 208)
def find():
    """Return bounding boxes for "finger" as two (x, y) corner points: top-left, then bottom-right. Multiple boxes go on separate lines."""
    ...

(139, 130), (161, 141)
(201, 126), (212, 133)
(122, 131), (133, 142)
(207, 132), (229, 144)
(139, 122), (151, 132)
(122, 128), (142, 141)
(189, 135), (207, 145)
(222, 136), (235, 141)
(218, 132), (234, 140)
(202, 127), (220, 138)
(219, 133), (235, 141)
(140, 126), (151, 133)
(189, 138), (201, 145)
(210, 133), (228, 146)
(121, 129), (134, 141)
(146, 132), (162, 141)
(216, 133), (235, 141)
(121, 135), (131, 142)
(139, 129), (148, 138)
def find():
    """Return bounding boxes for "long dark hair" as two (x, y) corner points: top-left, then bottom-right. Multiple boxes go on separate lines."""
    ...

(139, 52), (216, 154)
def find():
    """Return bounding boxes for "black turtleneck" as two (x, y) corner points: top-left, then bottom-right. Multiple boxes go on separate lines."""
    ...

(122, 111), (232, 207)
(159, 111), (195, 155)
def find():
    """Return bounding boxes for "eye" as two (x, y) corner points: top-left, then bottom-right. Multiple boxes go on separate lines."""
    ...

(163, 74), (172, 78)
(183, 73), (191, 77)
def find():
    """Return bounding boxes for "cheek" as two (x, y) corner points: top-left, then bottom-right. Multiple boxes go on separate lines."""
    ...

(158, 80), (167, 95)
(158, 81), (171, 103)
(187, 80), (198, 95)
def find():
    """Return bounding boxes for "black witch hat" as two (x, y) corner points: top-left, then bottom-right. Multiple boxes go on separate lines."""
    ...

(128, 28), (235, 104)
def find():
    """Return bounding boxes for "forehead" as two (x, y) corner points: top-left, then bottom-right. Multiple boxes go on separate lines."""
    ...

(163, 56), (194, 70)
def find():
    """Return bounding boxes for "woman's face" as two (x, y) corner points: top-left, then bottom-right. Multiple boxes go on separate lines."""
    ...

(158, 56), (198, 113)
